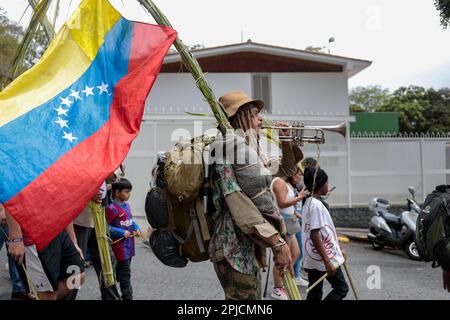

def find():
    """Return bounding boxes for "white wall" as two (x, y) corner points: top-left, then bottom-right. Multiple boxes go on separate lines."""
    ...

(271, 73), (349, 116)
(146, 73), (252, 114)
(350, 139), (449, 205)
(146, 72), (349, 116)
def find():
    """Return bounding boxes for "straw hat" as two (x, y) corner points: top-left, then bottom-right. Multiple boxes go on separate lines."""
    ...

(219, 91), (264, 118)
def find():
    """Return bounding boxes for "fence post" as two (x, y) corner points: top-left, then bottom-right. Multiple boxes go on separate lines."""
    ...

(153, 121), (158, 164)
(419, 137), (426, 203)
(347, 120), (352, 208)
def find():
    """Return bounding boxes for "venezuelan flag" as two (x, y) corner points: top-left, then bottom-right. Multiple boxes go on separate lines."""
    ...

(0, 0), (176, 249)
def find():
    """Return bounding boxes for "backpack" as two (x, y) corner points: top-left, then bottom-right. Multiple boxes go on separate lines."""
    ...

(416, 185), (450, 269)
(145, 135), (215, 266)
(145, 158), (169, 229)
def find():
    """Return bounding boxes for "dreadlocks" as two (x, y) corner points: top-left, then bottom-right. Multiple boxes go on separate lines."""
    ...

(229, 103), (268, 165)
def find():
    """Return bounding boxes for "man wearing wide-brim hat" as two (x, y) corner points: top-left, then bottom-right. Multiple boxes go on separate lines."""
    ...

(208, 91), (303, 300)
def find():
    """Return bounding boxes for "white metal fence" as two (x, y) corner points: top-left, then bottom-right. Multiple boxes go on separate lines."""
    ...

(350, 134), (450, 206)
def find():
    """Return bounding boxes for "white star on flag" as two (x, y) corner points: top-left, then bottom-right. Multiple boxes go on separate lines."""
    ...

(97, 81), (109, 95)
(54, 106), (69, 116)
(82, 85), (94, 97)
(62, 131), (77, 143)
(70, 90), (82, 101)
(60, 96), (73, 108)
(54, 117), (69, 129)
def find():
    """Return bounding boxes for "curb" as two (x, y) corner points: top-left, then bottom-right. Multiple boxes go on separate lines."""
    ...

(338, 233), (369, 242)
(338, 236), (350, 243)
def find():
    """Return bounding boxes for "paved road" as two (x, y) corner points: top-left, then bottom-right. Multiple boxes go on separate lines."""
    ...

(0, 217), (448, 300)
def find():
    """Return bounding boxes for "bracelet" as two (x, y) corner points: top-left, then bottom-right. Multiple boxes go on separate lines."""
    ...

(271, 239), (287, 252)
(7, 237), (23, 245)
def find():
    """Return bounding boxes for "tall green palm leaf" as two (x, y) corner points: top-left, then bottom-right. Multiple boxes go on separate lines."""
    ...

(12, 0), (55, 77)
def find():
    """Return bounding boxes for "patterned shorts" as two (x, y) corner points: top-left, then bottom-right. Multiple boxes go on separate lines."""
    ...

(213, 259), (261, 300)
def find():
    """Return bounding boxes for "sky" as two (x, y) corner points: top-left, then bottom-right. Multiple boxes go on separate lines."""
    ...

(1, 0), (449, 91)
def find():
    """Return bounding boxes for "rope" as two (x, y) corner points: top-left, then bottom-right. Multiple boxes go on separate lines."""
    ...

(110, 233), (148, 245)
(195, 72), (208, 85)
(0, 225), (39, 300)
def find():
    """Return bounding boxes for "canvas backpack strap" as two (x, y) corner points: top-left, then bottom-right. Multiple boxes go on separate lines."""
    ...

(196, 197), (211, 241)
(441, 197), (450, 239)
(190, 206), (205, 253)
(171, 220), (194, 245)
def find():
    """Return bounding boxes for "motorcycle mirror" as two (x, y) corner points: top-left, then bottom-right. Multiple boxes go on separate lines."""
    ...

(408, 186), (415, 200)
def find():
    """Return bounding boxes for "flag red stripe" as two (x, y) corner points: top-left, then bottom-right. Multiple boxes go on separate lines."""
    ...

(5, 25), (176, 250)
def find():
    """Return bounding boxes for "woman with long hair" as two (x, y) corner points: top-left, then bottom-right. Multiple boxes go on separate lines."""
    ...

(270, 166), (309, 299)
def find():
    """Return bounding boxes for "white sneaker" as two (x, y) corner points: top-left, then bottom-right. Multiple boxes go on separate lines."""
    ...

(271, 287), (288, 300)
(295, 276), (309, 287)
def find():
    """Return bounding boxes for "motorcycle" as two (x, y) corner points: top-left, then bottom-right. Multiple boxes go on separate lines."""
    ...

(367, 186), (422, 260)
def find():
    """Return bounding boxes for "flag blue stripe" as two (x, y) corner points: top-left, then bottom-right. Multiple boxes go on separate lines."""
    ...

(0, 18), (134, 203)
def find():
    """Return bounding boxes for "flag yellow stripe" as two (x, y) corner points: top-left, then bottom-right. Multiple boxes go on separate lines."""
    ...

(67, 0), (121, 61)
(0, 0), (121, 127)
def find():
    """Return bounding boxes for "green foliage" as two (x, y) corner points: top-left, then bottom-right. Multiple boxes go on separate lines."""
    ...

(12, 0), (52, 77)
(0, 8), (23, 89)
(349, 85), (391, 112)
(0, 7), (48, 90)
(434, 0), (450, 28)
(351, 85), (450, 133)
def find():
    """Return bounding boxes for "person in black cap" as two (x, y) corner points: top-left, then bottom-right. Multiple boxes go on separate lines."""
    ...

(301, 167), (349, 300)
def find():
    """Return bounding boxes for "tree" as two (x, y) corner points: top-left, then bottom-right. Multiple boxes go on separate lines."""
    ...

(376, 86), (429, 133)
(422, 87), (450, 133)
(0, 8), (23, 89)
(434, 0), (450, 28)
(349, 85), (391, 112)
(0, 7), (48, 90)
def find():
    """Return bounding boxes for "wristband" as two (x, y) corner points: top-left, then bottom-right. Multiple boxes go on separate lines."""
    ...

(271, 238), (287, 252)
(7, 237), (23, 245)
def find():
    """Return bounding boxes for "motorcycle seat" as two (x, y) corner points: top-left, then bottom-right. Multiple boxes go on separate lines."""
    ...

(377, 198), (390, 205)
(379, 211), (402, 229)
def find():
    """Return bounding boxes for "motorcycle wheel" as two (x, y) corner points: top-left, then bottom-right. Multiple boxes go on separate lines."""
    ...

(372, 242), (384, 251)
(405, 240), (421, 261)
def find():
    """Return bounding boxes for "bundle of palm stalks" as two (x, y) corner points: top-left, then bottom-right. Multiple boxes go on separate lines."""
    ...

(282, 269), (302, 300)
(89, 200), (115, 287)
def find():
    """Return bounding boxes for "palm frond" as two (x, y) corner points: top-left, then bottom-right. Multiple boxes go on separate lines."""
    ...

(12, 0), (55, 77)
(18, 3), (31, 25)
(27, 0), (55, 39)
(51, 0), (60, 30)
(184, 111), (211, 117)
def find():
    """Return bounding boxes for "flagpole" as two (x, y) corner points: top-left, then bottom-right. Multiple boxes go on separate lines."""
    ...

(137, 0), (233, 134)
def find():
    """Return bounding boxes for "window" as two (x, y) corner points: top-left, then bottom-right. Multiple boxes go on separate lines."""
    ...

(252, 73), (272, 114)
